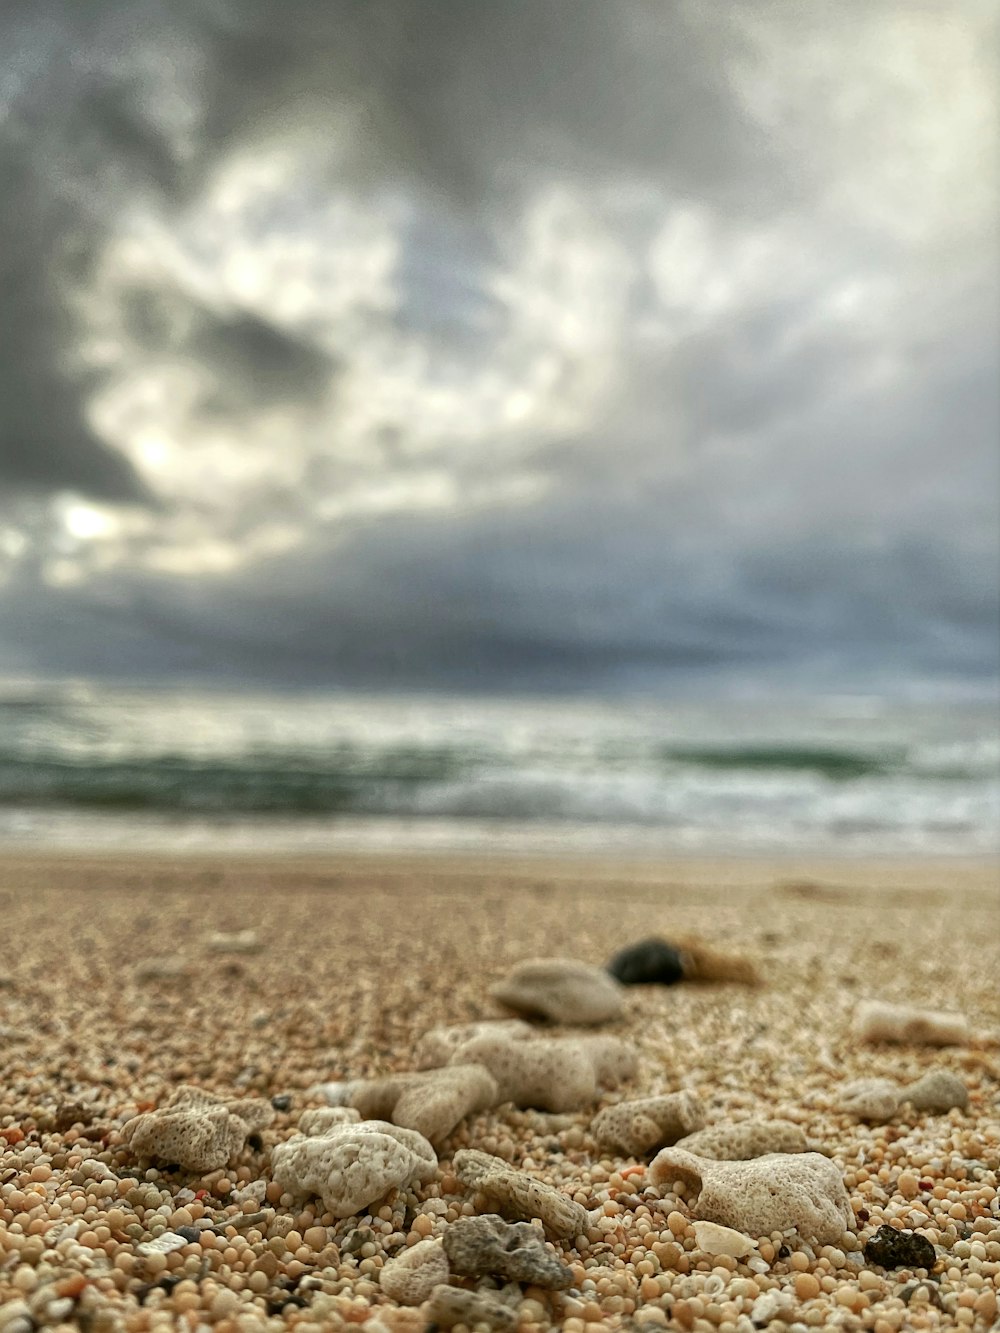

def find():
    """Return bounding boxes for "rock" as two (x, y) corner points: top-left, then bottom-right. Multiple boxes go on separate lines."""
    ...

(415, 1020), (534, 1068)
(853, 1001), (969, 1045)
(443, 1214), (573, 1287)
(378, 1238), (449, 1304)
(490, 957), (625, 1024)
(833, 1079), (902, 1123)
(136, 1232), (189, 1257)
(453, 1148), (589, 1240)
(606, 937), (685, 986)
(270, 1120), (436, 1218)
(332, 1065), (498, 1144)
(675, 1119), (809, 1159)
(900, 1069), (969, 1113)
(649, 1148), (853, 1245)
(134, 956), (189, 982)
(270, 1094), (292, 1113)
(121, 1085), (274, 1173)
(447, 1031), (636, 1113)
(692, 1220), (758, 1258)
(863, 1224), (937, 1270)
(677, 940), (760, 986)
(425, 1285), (518, 1331)
(298, 1107), (362, 1134)
(590, 1091), (705, 1155)
(205, 929), (263, 954)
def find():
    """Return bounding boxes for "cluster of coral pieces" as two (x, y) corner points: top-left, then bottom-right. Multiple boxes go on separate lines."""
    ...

(100, 956), (985, 1330)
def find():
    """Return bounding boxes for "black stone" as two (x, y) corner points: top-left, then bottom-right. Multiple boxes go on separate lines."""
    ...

(270, 1094), (292, 1112)
(606, 936), (685, 986)
(174, 1227), (201, 1243)
(863, 1225), (937, 1270)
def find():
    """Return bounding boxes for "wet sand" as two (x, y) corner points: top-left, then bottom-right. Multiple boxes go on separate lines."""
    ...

(0, 853), (997, 1331)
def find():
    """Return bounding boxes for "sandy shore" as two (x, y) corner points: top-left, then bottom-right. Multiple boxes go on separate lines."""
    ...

(0, 853), (997, 1332)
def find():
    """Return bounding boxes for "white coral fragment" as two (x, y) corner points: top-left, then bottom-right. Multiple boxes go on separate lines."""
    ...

(121, 1085), (273, 1173)
(270, 1119), (437, 1218)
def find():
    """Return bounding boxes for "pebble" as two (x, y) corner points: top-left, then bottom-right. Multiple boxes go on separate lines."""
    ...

(863, 1225), (938, 1270)
(490, 956), (626, 1024)
(606, 937), (686, 986)
(443, 1212), (573, 1287)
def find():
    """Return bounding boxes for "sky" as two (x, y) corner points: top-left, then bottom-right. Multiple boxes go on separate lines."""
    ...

(1, 0), (997, 696)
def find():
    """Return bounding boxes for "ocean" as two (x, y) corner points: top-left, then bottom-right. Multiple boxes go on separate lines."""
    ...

(0, 683), (997, 857)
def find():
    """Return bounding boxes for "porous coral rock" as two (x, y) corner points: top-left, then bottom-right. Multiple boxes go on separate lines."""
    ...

(425, 1285), (518, 1331)
(900, 1068), (969, 1113)
(378, 1238), (449, 1305)
(490, 957), (625, 1024)
(649, 1147), (853, 1245)
(834, 1079), (902, 1123)
(297, 1106), (362, 1134)
(447, 1032), (636, 1113)
(453, 1149), (589, 1240)
(442, 1214), (573, 1287)
(270, 1120), (436, 1218)
(591, 1090), (705, 1155)
(333, 1065), (498, 1144)
(853, 1000), (970, 1045)
(414, 1019), (533, 1069)
(674, 1118), (809, 1159)
(121, 1085), (273, 1172)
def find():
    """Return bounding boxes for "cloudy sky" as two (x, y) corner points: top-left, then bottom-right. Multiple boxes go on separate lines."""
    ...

(1, 0), (997, 695)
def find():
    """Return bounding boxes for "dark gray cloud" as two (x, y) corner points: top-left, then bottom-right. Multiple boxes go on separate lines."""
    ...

(0, 0), (997, 694)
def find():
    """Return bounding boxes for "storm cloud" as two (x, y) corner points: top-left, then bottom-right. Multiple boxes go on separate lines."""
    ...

(0, 0), (997, 693)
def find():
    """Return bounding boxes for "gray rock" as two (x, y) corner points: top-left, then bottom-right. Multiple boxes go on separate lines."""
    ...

(443, 1214), (573, 1288)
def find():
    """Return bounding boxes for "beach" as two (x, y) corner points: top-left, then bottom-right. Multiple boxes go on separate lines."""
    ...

(0, 852), (997, 1331)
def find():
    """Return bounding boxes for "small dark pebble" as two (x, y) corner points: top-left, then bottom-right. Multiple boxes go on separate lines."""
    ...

(174, 1227), (201, 1243)
(863, 1225), (937, 1270)
(267, 1295), (308, 1315)
(342, 1228), (374, 1255)
(606, 937), (685, 986)
(271, 1094), (292, 1112)
(777, 1244), (791, 1259)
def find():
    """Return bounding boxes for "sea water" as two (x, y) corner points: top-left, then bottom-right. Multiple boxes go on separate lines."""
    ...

(0, 683), (996, 856)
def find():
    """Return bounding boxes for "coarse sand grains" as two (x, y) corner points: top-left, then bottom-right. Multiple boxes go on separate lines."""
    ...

(0, 853), (997, 1332)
